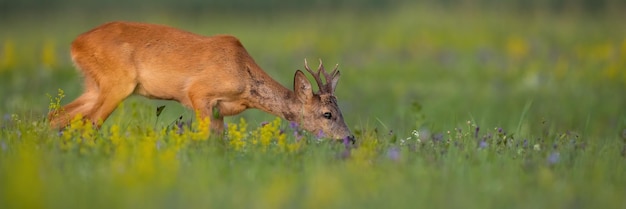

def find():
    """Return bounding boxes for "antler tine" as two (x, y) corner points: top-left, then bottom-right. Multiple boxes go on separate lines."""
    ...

(321, 63), (340, 93)
(304, 59), (325, 93)
(327, 64), (339, 79)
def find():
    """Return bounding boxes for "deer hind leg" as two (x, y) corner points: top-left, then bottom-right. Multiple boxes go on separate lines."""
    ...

(49, 76), (98, 129)
(86, 82), (136, 127)
(83, 62), (137, 127)
(65, 53), (137, 128)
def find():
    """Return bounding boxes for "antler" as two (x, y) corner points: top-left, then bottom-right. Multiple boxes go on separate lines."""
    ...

(304, 59), (340, 94)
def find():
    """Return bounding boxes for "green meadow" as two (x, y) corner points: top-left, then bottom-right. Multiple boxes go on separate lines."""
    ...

(1, 2), (625, 209)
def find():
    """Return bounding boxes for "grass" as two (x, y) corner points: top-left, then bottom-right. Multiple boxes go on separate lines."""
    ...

(1, 3), (626, 209)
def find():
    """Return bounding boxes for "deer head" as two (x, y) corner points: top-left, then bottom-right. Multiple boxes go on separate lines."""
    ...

(292, 59), (354, 142)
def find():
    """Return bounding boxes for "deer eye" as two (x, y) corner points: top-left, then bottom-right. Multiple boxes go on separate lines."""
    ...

(323, 112), (332, 119)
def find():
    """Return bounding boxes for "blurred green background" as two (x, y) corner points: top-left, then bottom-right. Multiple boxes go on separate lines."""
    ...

(1, 1), (626, 209)
(2, 0), (625, 136)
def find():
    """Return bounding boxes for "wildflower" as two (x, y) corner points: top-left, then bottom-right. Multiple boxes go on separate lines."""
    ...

(287, 139), (304, 153)
(478, 140), (488, 149)
(412, 129), (419, 138)
(228, 118), (247, 151)
(294, 131), (302, 142)
(191, 111), (211, 141)
(400, 137), (410, 146)
(547, 152), (560, 165)
(343, 135), (356, 148)
(506, 36), (529, 60)
(387, 147), (400, 161)
(289, 121), (299, 130)
(176, 120), (185, 135)
(401, 130), (421, 145)
(252, 117), (283, 149)
(316, 130), (325, 139)
(109, 124), (123, 145)
(41, 40), (57, 69)
(2, 39), (16, 69)
(534, 144), (541, 151)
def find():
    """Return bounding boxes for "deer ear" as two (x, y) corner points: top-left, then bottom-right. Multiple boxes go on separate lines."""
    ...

(294, 70), (313, 103)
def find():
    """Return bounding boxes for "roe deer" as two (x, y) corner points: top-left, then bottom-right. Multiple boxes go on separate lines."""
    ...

(48, 21), (354, 141)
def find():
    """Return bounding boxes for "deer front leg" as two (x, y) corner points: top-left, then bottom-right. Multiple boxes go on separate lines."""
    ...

(210, 101), (225, 135)
(188, 92), (224, 135)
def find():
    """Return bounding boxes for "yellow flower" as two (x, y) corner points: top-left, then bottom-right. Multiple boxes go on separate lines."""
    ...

(228, 118), (248, 151)
(1, 39), (16, 69)
(589, 42), (613, 61)
(168, 126), (187, 149)
(506, 36), (528, 61)
(41, 40), (57, 69)
(252, 117), (285, 151)
(287, 139), (304, 153)
(191, 110), (210, 141)
(349, 137), (379, 167)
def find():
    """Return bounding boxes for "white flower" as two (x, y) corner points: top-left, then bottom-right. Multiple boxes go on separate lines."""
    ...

(533, 144), (541, 151)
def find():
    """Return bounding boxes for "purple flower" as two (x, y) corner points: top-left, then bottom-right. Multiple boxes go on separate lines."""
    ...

(387, 147), (400, 161)
(343, 136), (351, 148)
(343, 136), (356, 148)
(479, 140), (488, 149)
(548, 152), (560, 165)
(316, 130), (325, 139)
(289, 121), (299, 130)
(176, 121), (185, 134)
(294, 132), (303, 142)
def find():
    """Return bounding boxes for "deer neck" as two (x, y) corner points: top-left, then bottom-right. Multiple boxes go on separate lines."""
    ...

(245, 68), (300, 122)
